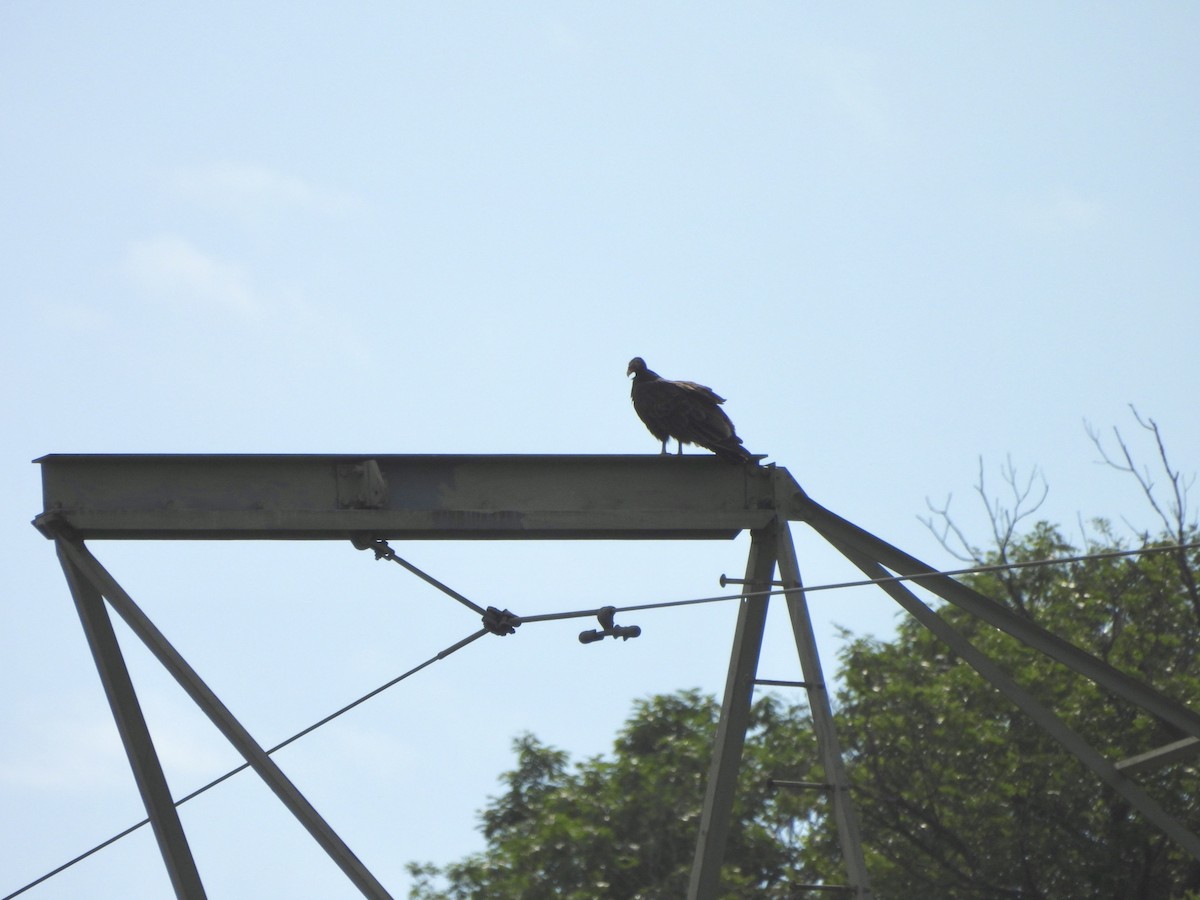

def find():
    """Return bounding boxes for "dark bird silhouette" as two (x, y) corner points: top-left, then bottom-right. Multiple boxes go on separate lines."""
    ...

(626, 357), (759, 464)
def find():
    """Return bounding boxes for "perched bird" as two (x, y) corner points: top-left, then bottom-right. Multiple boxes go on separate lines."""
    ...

(626, 357), (759, 464)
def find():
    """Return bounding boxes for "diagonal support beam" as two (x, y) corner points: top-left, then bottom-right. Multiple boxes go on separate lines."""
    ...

(55, 535), (394, 900)
(774, 522), (871, 898)
(56, 541), (208, 899)
(688, 526), (779, 899)
(827, 535), (1200, 861)
(796, 494), (1200, 740)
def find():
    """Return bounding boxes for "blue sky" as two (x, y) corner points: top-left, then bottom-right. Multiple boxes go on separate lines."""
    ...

(2, 4), (1198, 897)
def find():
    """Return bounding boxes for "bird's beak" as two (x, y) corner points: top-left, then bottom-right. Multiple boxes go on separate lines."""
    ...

(626, 363), (634, 376)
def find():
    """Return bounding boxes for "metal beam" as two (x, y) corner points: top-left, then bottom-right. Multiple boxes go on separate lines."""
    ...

(793, 489), (1200, 741)
(55, 541), (208, 899)
(34, 454), (779, 541)
(1116, 737), (1200, 775)
(56, 535), (394, 900)
(827, 535), (1200, 861)
(689, 525), (778, 900)
(774, 521), (871, 898)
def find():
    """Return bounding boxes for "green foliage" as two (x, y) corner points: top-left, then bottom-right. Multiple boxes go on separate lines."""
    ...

(828, 522), (1200, 898)
(410, 524), (1200, 899)
(407, 690), (822, 898)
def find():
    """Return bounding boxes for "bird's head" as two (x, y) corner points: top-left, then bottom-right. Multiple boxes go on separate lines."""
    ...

(627, 357), (647, 378)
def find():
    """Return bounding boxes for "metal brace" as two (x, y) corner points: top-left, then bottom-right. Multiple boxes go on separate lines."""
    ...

(335, 459), (388, 509)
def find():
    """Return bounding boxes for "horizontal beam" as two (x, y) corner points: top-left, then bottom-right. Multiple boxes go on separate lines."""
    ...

(34, 454), (781, 541)
(1116, 737), (1200, 775)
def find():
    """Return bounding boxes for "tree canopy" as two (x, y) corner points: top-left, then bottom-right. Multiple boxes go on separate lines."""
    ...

(409, 428), (1200, 899)
(825, 521), (1200, 898)
(408, 690), (820, 898)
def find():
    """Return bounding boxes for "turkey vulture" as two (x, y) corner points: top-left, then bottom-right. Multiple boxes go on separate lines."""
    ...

(627, 357), (759, 464)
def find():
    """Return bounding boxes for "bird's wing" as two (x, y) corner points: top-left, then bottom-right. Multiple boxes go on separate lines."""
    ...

(637, 379), (734, 445)
(633, 374), (756, 462)
(674, 381), (726, 406)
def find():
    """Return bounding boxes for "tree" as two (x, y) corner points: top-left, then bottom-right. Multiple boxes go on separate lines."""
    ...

(810, 413), (1200, 898)
(410, 417), (1200, 898)
(407, 690), (825, 899)
(823, 521), (1200, 898)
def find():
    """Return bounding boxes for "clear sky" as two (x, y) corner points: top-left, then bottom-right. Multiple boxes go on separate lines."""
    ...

(2, 4), (1197, 897)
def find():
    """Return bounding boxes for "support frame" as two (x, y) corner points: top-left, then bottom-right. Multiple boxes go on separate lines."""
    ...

(688, 514), (872, 899)
(33, 454), (791, 898)
(54, 530), (394, 899)
(688, 525), (780, 897)
(32, 454), (1200, 897)
(55, 541), (209, 899)
(790, 482), (1200, 861)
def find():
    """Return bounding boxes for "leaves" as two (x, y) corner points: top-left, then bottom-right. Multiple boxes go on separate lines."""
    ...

(407, 689), (822, 898)
(833, 524), (1200, 898)
(410, 525), (1200, 899)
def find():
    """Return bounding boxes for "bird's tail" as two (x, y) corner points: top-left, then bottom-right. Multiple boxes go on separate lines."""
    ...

(710, 440), (761, 465)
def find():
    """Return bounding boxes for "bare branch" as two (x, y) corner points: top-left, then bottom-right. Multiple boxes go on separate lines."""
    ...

(995, 455), (1049, 549)
(1086, 407), (1199, 619)
(1086, 406), (1196, 540)
(919, 492), (983, 565)
(1130, 406), (1194, 539)
(921, 457), (1051, 616)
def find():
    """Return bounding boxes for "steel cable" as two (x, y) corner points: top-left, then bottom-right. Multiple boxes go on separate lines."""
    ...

(516, 540), (1200, 625)
(7, 538), (1197, 897)
(1, 628), (488, 900)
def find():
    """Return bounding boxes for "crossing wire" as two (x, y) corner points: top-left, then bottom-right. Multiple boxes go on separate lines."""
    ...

(6, 538), (1197, 898)
(1, 628), (488, 900)
(518, 540), (1200, 624)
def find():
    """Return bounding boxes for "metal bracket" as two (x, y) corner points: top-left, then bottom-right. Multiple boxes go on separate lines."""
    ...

(336, 459), (387, 509)
(482, 606), (520, 636)
(719, 574), (784, 587)
(579, 606), (641, 644)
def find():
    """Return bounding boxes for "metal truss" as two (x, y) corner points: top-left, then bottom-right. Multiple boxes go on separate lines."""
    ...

(31, 454), (1200, 899)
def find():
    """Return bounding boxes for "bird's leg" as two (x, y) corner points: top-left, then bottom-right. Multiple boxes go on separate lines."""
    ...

(660, 438), (669, 455)
(676, 441), (683, 455)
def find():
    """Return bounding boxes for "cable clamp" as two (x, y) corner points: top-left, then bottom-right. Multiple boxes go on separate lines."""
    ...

(482, 606), (519, 636)
(351, 535), (394, 561)
(579, 606), (641, 644)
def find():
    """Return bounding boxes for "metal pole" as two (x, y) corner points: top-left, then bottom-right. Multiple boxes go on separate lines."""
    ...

(797, 496), (1200, 740)
(828, 536), (1200, 861)
(688, 525), (779, 900)
(774, 521), (872, 898)
(56, 535), (394, 900)
(55, 540), (208, 899)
